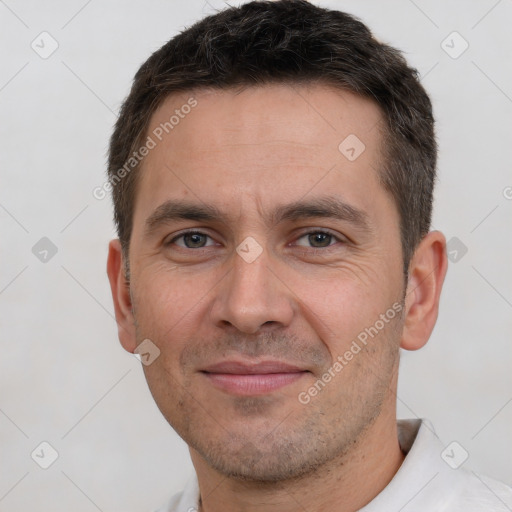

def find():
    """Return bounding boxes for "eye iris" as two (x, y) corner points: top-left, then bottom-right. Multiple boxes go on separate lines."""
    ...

(309, 232), (331, 247)
(184, 233), (206, 248)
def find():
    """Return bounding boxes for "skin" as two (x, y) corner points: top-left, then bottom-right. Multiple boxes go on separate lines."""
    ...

(107, 84), (447, 512)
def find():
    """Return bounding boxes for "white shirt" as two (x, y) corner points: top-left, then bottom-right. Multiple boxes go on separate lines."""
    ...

(155, 419), (512, 511)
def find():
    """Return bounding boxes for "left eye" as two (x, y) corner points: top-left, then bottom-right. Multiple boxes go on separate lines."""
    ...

(171, 232), (216, 248)
(294, 231), (339, 248)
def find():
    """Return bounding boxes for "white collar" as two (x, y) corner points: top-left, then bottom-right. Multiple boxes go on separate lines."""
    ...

(157, 419), (512, 512)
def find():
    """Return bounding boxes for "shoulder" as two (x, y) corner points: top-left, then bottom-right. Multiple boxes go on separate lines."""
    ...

(362, 419), (512, 511)
(447, 470), (512, 511)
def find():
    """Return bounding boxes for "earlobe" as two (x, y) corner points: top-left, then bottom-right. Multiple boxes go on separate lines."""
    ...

(106, 239), (137, 353)
(400, 231), (448, 351)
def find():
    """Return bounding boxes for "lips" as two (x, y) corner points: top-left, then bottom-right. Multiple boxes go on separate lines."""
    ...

(201, 360), (308, 395)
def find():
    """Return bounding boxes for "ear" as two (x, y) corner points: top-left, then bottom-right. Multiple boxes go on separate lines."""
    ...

(106, 239), (137, 353)
(401, 230), (448, 351)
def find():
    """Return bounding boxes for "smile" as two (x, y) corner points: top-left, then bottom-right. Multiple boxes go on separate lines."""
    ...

(201, 360), (309, 395)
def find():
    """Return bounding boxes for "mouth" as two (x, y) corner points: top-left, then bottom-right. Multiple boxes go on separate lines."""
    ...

(200, 360), (309, 396)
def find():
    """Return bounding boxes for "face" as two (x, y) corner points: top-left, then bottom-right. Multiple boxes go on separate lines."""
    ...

(124, 84), (406, 481)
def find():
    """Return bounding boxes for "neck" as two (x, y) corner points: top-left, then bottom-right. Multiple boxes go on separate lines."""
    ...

(191, 404), (404, 512)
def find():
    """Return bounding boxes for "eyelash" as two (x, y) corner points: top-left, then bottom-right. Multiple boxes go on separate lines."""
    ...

(166, 229), (344, 250)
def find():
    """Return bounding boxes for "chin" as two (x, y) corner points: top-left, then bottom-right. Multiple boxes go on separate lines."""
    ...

(189, 428), (345, 483)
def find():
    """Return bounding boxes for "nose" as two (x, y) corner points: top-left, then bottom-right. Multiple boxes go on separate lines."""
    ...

(210, 246), (295, 334)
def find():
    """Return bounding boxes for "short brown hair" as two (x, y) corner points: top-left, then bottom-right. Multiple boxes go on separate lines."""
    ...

(108, 0), (436, 275)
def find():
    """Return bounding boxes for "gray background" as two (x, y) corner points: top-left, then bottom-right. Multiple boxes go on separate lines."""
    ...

(1, 0), (511, 510)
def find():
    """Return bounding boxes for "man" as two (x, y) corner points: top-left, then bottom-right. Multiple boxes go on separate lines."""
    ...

(106, 1), (512, 510)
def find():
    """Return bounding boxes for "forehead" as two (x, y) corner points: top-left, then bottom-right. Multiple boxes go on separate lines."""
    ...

(134, 83), (391, 226)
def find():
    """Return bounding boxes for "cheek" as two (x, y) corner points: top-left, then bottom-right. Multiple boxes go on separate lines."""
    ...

(132, 265), (213, 341)
(293, 264), (401, 356)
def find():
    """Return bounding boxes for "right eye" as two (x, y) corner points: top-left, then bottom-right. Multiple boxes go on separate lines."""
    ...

(167, 231), (217, 249)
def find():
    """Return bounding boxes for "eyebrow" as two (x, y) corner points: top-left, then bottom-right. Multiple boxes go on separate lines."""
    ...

(144, 201), (228, 237)
(271, 197), (372, 233)
(143, 196), (372, 237)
